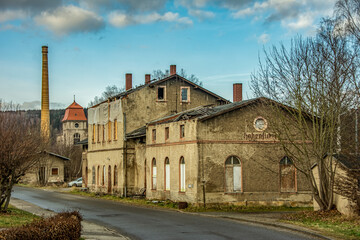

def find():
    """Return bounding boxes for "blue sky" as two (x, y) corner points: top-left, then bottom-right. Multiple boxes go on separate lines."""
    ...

(0, 0), (337, 109)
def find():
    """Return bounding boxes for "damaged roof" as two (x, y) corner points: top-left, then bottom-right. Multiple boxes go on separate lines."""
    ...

(148, 97), (264, 126)
(126, 126), (146, 139)
(90, 74), (229, 108)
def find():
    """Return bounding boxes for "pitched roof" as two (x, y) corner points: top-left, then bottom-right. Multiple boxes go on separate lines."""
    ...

(62, 101), (87, 122)
(44, 151), (70, 161)
(332, 154), (360, 170)
(148, 97), (264, 126)
(90, 74), (230, 108)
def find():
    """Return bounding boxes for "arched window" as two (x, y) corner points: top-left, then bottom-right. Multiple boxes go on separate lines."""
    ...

(225, 156), (242, 192)
(92, 166), (95, 184)
(102, 165), (106, 186)
(114, 165), (118, 186)
(280, 156), (296, 192)
(74, 133), (80, 144)
(165, 158), (170, 191)
(180, 157), (185, 192)
(152, 158), (157, 189)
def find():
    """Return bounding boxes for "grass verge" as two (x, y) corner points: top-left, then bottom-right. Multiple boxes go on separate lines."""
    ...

(68, 189), (311, 212)
(281, 210), (360, 240)
(0, 205), (40, 228)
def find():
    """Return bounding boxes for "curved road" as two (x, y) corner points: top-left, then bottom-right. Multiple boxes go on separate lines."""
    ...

(12, 186), (314, 240)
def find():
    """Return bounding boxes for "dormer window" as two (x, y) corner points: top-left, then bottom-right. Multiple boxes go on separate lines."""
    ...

(157, 86), (166, 101)
(180, 87), (190, 103)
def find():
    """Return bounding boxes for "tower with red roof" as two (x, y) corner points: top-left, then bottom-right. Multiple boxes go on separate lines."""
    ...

(59, 100), (88, 145)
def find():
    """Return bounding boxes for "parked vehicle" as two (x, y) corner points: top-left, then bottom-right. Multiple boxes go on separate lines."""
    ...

(68, 177), (82, 187)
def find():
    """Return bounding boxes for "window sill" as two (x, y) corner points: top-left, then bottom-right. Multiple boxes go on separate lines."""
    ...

(178, 191), (186, 194)
(156, 100), (167, 102)
(224, 192), (243, 195)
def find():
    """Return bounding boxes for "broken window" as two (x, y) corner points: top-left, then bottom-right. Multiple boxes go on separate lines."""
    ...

(152, 129), (156, 142)
(280, 156), (296, 192)
(152, 158), (157, 189)
(51, 168), (58, 176)
(74, 133), (80, 144)
(180, 87), (190, 102)
(225, 156), (241, 192)
(165, 127), (169, 141)
(180, 157), (185, 192)
(180, 125), (185, 138)
(165, 158), (170, 191)
(157, 86), (166, 101)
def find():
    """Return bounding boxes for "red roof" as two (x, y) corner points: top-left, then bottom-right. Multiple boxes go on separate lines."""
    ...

(62, 101), (87, 122)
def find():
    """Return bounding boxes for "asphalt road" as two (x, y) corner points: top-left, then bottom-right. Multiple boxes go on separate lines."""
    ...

(12, 186), (314, 240)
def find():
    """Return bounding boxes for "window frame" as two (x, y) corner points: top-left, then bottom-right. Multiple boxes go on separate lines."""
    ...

(279, 156), (297, 193)
(108, 121), (112, 142)
(180, 125), (185, 139)
(152, 129), (156, 142)
(157, 86), (166, 101)
(152, 158), (157, 190)
(224, 156), (242, 193)
(114, 165), (118, 186)
(92, 124), (96, 143)
(51, 167), (59, 176)
(180, 86), (190, 103)
(114, 120), (118, 140)
(164, 158), (170, 191)
(165, 127), (169, 141)
(92, 166), (95, 184)
(73, 133), (80, 144)
(179, 157), (186, 192)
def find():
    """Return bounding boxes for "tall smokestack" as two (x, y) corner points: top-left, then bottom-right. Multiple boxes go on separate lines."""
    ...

(233, 83), (242, 102)
(41, 46), (50, 140)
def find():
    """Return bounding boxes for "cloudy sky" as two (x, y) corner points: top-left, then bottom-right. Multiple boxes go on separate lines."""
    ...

(0, 0), (337, 109)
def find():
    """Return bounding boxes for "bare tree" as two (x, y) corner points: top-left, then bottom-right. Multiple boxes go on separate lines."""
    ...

(336, 0), (360, 43)
(0, 100), (44, 211)
(88, 85), (124, 107)
(251, 19), (359, 210)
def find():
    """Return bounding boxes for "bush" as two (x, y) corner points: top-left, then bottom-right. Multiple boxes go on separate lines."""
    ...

(0, 211), (82, 240)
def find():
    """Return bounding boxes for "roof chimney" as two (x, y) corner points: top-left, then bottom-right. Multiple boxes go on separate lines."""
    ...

(170, 65), (176, 75)
(126, 73), (132, 90)
(41, 46), (50, 140)
(233, 83), (242, 102)
(145, 74), (151, 84)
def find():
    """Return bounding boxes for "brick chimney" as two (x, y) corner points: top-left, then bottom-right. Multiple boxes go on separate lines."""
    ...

(145, 74), (151, 84)
(233, 83), (242, 102)
(126, 73), (132, 90)
(41, 46), (50, 140)
(170, 65), (176, 75)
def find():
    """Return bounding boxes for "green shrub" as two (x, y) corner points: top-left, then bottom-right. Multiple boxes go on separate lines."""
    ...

(0, 211), (82, 240)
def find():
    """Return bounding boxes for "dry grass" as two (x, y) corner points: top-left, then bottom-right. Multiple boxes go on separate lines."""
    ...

(282, 210), (360, 240)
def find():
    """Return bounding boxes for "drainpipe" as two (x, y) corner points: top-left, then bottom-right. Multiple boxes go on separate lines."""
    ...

(123, 112), (127, 197)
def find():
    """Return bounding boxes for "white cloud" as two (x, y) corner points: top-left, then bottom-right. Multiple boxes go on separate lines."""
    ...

(34, 5), (105, 36)
(231, 0), (337, 32)
(109, 11), (193, 27)
(0, 9), (27, 22)
(258, 33), (270, 44)
(188, 9), (215, 20)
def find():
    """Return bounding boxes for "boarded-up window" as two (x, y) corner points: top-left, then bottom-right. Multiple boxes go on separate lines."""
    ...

(114, 165), (118, 186)
(51, 168), (58, 175)
(225, 156), (241, 192)
(165, 158), (170, 191)
(102, 165), (106, 186)
(280, 156), (296, 192)
(152, 158), (157, 189)
(92, 166), (95, 184)
(180, 157), (185, 192)
(108, 122), (111, 141)
(92, 124), (96, 143)
(114, 120), (118, 140)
